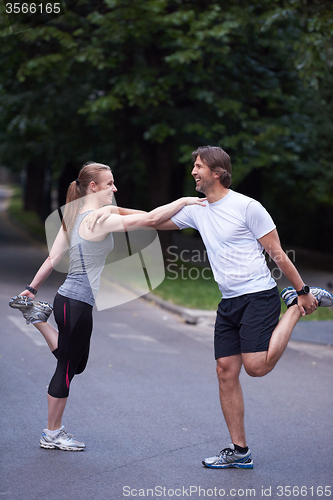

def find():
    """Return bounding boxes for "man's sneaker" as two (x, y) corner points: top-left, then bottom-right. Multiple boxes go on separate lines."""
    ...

(22, 301), (53, 325)
(40, 426), (85, 451)
(202, 444), (253, 469)
(280, 287), (298, 308)
(9, 295), (34, 310)
(309, 287), (333, 307)
(280, 287), (333, 308)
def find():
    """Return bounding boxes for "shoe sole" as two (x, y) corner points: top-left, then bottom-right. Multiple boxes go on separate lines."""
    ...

(40, 441), (56, 449)
(35, 301), (53, 313)
(40, 441), (85, 451)
(202, 460), (254, 469)
(9, 296), (34, 310)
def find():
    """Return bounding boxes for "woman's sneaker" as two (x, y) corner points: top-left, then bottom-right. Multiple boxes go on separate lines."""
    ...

(9, 295), (53, 324)
(281, 287), (333, 308)
(40, 426), (85, 451)
(9, 295), (34, 310)
(22, 301), (53, 325)
(202, 444), (253, 469)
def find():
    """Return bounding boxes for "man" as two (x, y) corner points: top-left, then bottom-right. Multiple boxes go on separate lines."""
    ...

(156, 145), (333, 468)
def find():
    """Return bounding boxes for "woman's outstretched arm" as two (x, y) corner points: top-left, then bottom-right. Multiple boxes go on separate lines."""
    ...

(84, 197), (206, 238)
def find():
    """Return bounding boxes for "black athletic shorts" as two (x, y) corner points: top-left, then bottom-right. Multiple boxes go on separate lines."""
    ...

(214, 286), (281, 359)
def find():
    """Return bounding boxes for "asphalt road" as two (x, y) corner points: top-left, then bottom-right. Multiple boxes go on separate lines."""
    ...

(0, 187), (332, 500)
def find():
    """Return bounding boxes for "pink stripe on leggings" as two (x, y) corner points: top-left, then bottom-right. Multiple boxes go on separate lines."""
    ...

(66, 360), (70, 389)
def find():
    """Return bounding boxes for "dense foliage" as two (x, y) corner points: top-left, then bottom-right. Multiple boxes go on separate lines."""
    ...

(0, 0), (332, 250)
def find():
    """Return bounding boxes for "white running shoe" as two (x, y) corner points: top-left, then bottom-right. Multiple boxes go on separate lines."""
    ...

(280, 287), (333, 308)
(280, 287), (298, 308)
(202, 444), (253, 469)
(40, 426), (85, 451)
(309, 287), (333, 307)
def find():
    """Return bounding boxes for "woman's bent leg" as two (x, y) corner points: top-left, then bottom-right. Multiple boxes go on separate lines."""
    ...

(33, 322), (58, 352)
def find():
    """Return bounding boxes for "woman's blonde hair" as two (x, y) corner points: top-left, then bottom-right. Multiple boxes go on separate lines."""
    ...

(62, 161), (111, 233)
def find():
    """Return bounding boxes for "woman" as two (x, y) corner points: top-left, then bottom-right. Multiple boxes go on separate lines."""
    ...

(9, 161), (205, 451)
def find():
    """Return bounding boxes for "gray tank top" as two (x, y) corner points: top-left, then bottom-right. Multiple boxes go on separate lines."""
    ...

(58, 210), (114, 305)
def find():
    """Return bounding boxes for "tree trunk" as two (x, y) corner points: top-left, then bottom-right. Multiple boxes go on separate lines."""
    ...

(236, 167), (262, 202)
(57, 161), (81, 208)
(24, 158), (51, 220)
(142, 139), (175, 253)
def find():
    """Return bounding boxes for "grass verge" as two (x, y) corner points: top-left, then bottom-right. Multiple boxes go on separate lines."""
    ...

(153, 260), (333, 320)
(7, 185), (46, 241)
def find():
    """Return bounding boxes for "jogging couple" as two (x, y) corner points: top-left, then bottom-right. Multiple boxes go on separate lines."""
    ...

(10, 147), (333, 467)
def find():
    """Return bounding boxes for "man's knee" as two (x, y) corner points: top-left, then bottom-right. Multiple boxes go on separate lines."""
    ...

(242, 353), (271, 378)
(244, 364), (269, 378)
(216, 355), (242, 384)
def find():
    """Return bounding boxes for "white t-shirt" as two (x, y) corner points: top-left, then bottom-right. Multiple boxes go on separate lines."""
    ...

(171, 190), (277, 298)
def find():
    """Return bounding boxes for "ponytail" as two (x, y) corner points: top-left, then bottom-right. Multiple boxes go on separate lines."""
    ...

(61, 181), (81, 233)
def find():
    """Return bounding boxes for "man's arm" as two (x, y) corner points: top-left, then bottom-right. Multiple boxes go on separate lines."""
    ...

(259, 229), (318, 316)
(154, 219), (180, 231)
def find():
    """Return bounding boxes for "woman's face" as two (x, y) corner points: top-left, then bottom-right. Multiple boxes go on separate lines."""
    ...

(95, 170), (117, 205)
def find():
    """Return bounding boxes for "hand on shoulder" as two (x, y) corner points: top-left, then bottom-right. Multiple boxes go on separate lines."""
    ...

(185, 197), (207, 206)
(85, 206), (113, 231)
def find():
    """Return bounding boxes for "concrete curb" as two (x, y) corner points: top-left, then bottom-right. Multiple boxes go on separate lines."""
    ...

(141, 291), (216, 325)
(141, 292), (333, 347)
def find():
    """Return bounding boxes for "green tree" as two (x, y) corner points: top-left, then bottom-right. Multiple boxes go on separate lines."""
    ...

(0, 0), (332, 253)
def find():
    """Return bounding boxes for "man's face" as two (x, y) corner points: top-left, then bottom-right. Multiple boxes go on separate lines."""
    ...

(191, 155), (217, 194)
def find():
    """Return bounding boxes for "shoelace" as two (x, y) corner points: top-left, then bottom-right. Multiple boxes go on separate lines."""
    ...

(58, 429), (75, 440)
(219, 447), (235, 458)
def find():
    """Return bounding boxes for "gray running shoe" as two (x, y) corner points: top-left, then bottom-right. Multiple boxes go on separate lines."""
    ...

(202, 444), (253, 469)
(40, 426), (85, 451)
(9, 295), (34, 310)
(22, 300), (53, 325)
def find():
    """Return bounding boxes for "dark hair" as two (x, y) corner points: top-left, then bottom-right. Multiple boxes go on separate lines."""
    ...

(191, 146), (232, 188)
(62, 161), (111, 233)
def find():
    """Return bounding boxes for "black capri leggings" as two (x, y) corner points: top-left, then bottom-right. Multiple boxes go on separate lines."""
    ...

(48, 294), (93, 399)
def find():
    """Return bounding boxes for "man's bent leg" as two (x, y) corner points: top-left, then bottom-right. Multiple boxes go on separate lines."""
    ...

(216, 354), (246, 447)
(242, 304), (301, 377)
